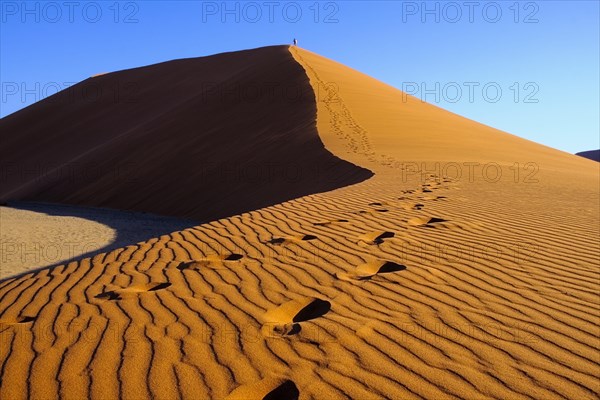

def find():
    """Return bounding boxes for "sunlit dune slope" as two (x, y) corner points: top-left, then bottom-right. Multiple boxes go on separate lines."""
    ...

(290, 47), (597, 179)
(0, 45), (371, 221)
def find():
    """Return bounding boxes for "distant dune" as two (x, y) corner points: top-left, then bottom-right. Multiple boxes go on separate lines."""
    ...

(0, 46), (598, 400)
(576, 149), (600, 162)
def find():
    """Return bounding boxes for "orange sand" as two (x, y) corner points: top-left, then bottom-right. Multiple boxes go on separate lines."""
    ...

(0, 45), (598, 399)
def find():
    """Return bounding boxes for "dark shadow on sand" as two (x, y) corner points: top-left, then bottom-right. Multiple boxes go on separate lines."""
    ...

(293, 299), (331, 323)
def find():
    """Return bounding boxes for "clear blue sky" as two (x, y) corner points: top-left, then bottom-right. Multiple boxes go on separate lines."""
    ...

(1, 1), (598, 153)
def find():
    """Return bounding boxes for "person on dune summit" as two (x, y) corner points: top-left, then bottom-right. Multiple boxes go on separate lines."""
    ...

(293, 38), (298, 46)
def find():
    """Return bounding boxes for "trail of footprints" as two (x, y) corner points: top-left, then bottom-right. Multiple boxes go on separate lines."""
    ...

(229, 174), (456, 396)
(292, 47), (380, 164)
(20, 176), (453, 397)
(0, 174), (457, 399)
(144, 174), (454, 397)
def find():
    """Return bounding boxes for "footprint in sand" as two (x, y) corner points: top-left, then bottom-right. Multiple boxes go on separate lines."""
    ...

(416, 188), (433, 194)
(357, 231), (395, 245)
(407, 216), (448, 227)
(267, 235), (317, 245)
(357, 208), (389, 214)
(0, 315), (36, 326)
(442, 178), (456, 183)
(336, 259), (406, 281)
(423, 181), (442, 186)
(368, 201), (396, 207)
(95, 282), (172, 300)
(313, 219), (348, 226)
(401, 202), (424, 210)
(176, 253), (243, 271)
(226, 377), (299, 400)
(420, 195), (446, 201)
(261, 297), (331, 337)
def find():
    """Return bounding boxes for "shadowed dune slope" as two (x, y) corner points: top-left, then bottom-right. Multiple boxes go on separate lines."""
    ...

(0, 45), (371, 221)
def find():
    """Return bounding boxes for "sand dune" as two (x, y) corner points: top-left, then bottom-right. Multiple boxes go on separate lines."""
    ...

(576, 150), (600, 162)
(0, 46), (371, 221)
(0, 45), (598, 399)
